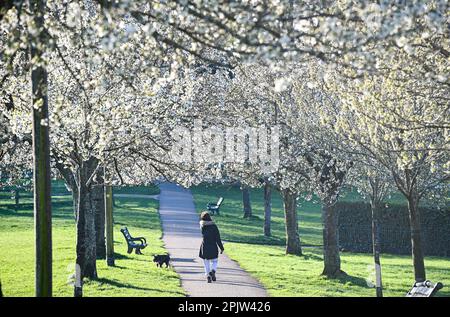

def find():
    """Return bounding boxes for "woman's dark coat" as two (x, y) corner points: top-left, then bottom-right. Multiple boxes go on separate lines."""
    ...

(199, 221), (224, 259)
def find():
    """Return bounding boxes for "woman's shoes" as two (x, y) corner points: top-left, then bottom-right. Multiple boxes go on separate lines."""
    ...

(207, 275), (212, 283)
(210, 270), (216, 282)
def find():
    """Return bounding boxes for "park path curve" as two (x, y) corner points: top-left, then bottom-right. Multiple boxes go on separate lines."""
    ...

(158, 182), (268, 297)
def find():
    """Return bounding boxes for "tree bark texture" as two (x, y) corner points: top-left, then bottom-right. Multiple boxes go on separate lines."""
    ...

(93, 170), (106, 259)
(321, 202), (342, 277)
(263, 181), (272, 237)
(74, 158), (98, 297)
(242, 186), (252, 219)
(282, 188), (302, 255)
(371, 202), (383, 297)
(407, 195), (426, 282)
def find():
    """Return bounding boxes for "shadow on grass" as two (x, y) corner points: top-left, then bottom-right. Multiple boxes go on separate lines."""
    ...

(0, 202), (73, 217)
(333, 272), (370, 288)
(109, 263), (168, 275)
(302, 253), (323, 261)
(95, 277), (184, 296)
(113, 184), (160, 196)
(115, 197), (158, 210)
(114, 199), (161, 231)
(0, 208), (34, 217)
(217, 223), (322, 246)
(113, 253), (134, 260)
(222, 235), (285, 246)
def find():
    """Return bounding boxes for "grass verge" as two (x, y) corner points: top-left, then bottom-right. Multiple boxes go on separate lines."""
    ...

(191, 183), (450, 297)
(0, 188), (184, 297)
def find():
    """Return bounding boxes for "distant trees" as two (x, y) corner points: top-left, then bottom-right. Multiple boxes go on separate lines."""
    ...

(223, 62), (305, 256)
(322, 48), (449, 282)
(0, 98), (16, 166)
(0, 107), (32, 209)
(213, 60), (353, 273)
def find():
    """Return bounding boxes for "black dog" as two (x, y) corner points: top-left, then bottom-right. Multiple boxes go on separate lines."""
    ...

(153, 255), (170, 268)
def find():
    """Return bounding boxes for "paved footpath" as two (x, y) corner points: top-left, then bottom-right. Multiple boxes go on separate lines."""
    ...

(158, 182), (268, 297)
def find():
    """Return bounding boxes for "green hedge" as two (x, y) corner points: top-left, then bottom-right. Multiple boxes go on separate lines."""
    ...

(337, 201), (450, 256)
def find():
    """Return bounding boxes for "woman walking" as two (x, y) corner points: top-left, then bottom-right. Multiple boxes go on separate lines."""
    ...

(199, 211), (224, 283)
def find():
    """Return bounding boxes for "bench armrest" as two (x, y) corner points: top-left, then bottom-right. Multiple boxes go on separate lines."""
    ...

(131, 237), (147, 244)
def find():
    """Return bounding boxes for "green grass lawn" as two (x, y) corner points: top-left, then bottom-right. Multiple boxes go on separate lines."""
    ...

(113, 184), (160, 196)
(191, 183), (450, 297)
(0, 186), (184, 297)
(1, 180), (160, 200)
(191, 184), (326, 246)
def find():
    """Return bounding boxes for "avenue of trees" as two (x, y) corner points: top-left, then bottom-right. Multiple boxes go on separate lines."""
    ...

(0, 0), (448, 296)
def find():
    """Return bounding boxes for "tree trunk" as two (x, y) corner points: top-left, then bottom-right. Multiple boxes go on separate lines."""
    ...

(0, 280), (3, 297)
(55, 161), (78, 220)
(14, 188), (19, 211)
(263, 181), (271, 237)
(282, 189), (302, 255)
(74, 160), (98, 297)
(105, 184), (115, 266)
(371, 202), (383, 297)
(30, 0), (52, 297)
(407, 195), (426, 282)
(93, 170), (106, 259)
(71, 186), (79, 221)
(321, 202), (342, 277)
(242, 186), (252, 219)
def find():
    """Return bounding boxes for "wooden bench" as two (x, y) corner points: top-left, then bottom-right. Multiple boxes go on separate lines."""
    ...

(406, 280), (443, 297)
(207, 197), (223, 215)
(120, 227), (147, 254)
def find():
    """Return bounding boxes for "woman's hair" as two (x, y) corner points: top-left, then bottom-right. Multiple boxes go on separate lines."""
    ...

(200, 211), (212, 221)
